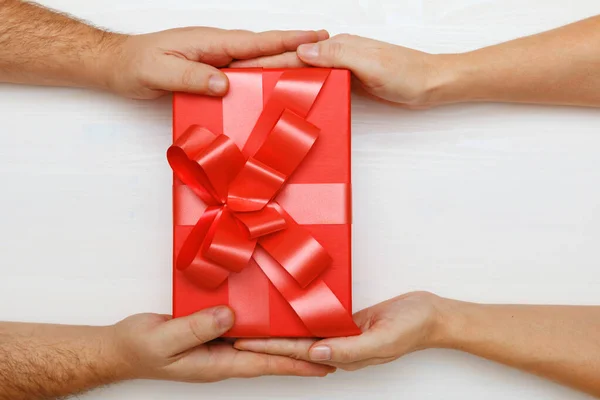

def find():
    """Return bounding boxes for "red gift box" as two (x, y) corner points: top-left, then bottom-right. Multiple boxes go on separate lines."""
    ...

(170, 68), (359, 337)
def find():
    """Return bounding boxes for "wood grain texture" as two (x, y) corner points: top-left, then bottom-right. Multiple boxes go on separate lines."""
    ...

(0, 0), (599, 398)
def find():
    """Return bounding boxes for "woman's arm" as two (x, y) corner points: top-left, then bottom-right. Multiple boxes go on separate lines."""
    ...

(446, 300), (600, 395)
(236, 292), (600, 397)
(231, 15), (600, 108)
(441, 15), (600, 107)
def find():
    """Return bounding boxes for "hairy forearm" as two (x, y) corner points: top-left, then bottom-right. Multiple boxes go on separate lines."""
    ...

(0, 0), (124, 89)
(0, 322), (129, 400)
(434, 15), (600, 107)
(436, 299), (600, 397)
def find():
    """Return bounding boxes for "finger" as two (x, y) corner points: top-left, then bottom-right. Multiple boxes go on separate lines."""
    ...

(233, 352), (335, 378)
(234, 338), (317, 361)
(308, 329), (387, 364)
(220, 346), (334, 378)
(144, 56), (229, 96)
(296, 34), (363, 68)
(336, 357), (391, 371)
(150, 306), (234, 356)
(234, 306), (378, 364)
(229, 52), (307, 68)
(221, 29), (329, 60)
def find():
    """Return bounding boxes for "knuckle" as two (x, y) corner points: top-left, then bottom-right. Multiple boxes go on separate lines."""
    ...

(188, 316), (210, 343)
(325, 40), (345, 61)
(332, 33), (353, 42)
(290, 351), (305, 361)
(411, 290), (435, 299)
(268, 356), (288, 375)
(335, 347), (357, 363)
(264, 355), (274, 374)
(256, 40), (272, 54)
(286, 339), (313, 360)
(180, 65), (202, 91)
(293, 342), (309, 360)
(231, 28), (253, 35)
(246, 357), (271, 378)
(258, 32), (284, 53)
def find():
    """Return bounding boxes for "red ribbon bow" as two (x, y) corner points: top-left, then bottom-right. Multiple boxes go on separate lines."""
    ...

(168, 69), (360, 337)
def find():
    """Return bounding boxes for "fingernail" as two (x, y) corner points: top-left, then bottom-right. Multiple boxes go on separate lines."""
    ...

(309, 345), (331, 361)
(208, 75), (227, 94)
(213, 306), (234, 330)
(298, 44), (319, 59)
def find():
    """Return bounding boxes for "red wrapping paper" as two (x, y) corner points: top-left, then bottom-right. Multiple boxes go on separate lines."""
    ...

(171, 68), (357, 337)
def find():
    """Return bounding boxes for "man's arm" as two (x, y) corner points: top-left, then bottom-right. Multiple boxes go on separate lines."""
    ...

(0, 0), (120, 90)
(231, 15), (600, 108)
(0, 322), (127, 399)
(0, 308), (332, 400)
(235, 292), (600, 398)
(0, 0), (328, 98)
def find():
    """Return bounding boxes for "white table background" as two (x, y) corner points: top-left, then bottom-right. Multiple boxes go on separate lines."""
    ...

(1, 0), (599, 399)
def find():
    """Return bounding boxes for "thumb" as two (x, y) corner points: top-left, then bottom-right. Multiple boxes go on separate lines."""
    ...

(151, 306), (235, 356)
(148, 57), (229, 96)
(308, 330), (383, 364)
(296, 35), (354, 68)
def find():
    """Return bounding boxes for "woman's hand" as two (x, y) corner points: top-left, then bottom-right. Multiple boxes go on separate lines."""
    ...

(234, 292), (450, 371)
(230, 34), (455, 109)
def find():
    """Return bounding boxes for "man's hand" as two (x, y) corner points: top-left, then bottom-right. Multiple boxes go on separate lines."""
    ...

(230, 34), (446, 108)
(234, 292), (444, 371)
(112, 307), (334, 382)
(106, 28), (329, 99)
(0, 0), (328, 99)
(0, 307), (333, 400)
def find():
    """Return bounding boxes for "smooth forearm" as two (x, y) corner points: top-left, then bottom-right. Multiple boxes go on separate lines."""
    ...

(435, 299), (600, 397)
(0, 0), (124, 89)
(0, 322), (130, 400)
(430, 15), (600, 107)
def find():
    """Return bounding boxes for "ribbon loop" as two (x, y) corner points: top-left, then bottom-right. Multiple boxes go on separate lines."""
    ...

(195, 134), (246, 203)
(253, 109), (320, 176)
(168, 126), (245, 205)
(176, 206), (230, 289)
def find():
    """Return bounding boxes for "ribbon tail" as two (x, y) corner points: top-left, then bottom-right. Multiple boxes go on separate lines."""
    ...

(253, 247), (360, 337)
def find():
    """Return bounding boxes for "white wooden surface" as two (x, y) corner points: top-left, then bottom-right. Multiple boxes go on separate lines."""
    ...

(1, 0), (599, 399)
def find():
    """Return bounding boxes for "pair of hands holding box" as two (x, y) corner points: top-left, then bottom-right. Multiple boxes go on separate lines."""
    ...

(85, 22), (600, 391)
(115, 28), (440, 378)
(2, 2), (600, 397)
